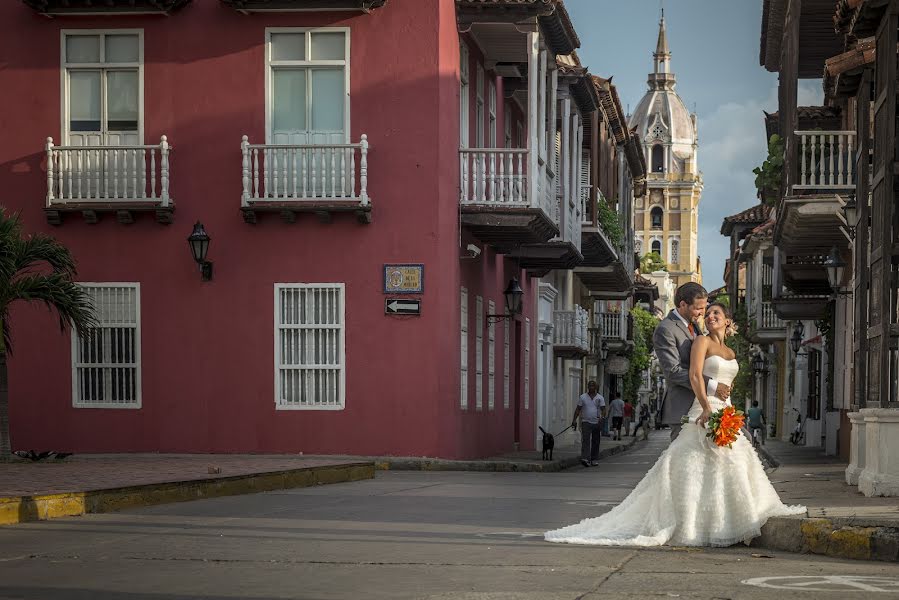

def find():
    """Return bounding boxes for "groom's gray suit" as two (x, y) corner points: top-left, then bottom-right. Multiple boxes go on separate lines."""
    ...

(653, 310), (706, 426)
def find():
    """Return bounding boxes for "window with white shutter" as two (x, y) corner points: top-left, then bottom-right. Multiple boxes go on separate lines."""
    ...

(476, 64), (485, 148)
(503, 317), (510, 409)
(488, 79), (497, 148)
(580, 149), (592, 221)
(460, 287), (468, 409)
(72, 283), (141, 408)
(488, 300), (496, 410)
(460, 43), (469, 149)
(475, 295), (483, 410)
(524, 317), (531, 410)
(275, 284), (345, 410)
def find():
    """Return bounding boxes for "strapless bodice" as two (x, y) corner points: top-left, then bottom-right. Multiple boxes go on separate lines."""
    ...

(702, 355), (739, 387)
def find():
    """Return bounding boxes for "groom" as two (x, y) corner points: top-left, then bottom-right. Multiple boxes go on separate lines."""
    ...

(653, 282), (730, 440)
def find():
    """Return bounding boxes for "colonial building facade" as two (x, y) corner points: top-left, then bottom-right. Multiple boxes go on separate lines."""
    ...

(630, 15), (703, 287)
(1, 0), (644, 458)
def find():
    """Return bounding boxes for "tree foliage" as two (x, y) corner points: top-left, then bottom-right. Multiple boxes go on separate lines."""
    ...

(640, 252), (667, 273)
(623, 307), (660, 404)
(0, 211), (98, 459)
(597, 198), (623, 250)
(752, 134), (784, 207)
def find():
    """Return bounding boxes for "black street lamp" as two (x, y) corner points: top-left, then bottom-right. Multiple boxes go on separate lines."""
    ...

(486, 278), (524, 323)
(599, 341), (609, 361)
(790, 321), (805, 355)
(842, 194), (858, 233)
(752, 354), (766, 374)
(187, 221), (213, 281)
(824, 246), (849, 295)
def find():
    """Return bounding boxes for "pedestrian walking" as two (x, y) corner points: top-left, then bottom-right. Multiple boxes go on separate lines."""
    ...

(623, 400), (634, 436)
(633, 403), (651, 440)
(571, 381), (606, 467)
(609, 396), (625, 440)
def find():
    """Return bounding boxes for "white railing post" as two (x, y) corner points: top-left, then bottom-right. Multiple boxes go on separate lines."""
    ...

(45, 137), (54, 206)
(360, 134), (369, 207)
(159, 135), (170, 207)
(241, 135), (250, 207)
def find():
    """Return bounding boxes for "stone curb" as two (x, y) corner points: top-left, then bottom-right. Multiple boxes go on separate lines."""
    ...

(755, 515), (899, 562)
(0, 462), (375, 527)
(752, 517), (899, 562)
(359, 435), (638, 473)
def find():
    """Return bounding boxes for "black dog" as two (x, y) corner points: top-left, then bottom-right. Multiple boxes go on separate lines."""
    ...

(539, 427), (555, 461)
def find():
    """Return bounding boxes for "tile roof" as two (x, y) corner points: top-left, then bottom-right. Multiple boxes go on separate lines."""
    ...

(721, 204), (772, 236)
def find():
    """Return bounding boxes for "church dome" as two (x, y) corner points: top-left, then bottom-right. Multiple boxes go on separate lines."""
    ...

(627, 14), (697, 173)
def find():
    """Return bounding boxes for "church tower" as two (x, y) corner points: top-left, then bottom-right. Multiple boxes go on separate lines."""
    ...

(628, 13), (703, 286)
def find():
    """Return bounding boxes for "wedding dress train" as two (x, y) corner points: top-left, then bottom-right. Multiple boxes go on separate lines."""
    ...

(545, 355), (806, 547)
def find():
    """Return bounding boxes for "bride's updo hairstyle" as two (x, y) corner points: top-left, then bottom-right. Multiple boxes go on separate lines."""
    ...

(706, 302), (737, 337)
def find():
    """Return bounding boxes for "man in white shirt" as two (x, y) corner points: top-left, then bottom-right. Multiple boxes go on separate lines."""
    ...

(572, 381), (606, 467)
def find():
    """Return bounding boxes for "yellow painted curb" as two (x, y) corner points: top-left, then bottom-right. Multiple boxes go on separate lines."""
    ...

(801, 518), (877, 561)
(0, 462), (374, 527)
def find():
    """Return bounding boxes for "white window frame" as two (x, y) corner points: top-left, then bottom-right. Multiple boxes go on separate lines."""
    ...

(488, 78), (497, 148)
(503, 317), (510, 409)
(461, 287), (469, 409)
(274, 283), (346, 411)
(460, 42), (470, 149)
(476, 63), (485, 148)
(524, 317), (531, 410)
(487, 300), (496, 410)
(72, 283), (142, 409)
(264, 27), (351, 144)
(476, 295), (484, 410)
(60, 30), (145, 145)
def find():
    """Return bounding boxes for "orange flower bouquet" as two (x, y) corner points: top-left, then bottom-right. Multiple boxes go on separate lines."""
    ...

(681, 405), (746, 448)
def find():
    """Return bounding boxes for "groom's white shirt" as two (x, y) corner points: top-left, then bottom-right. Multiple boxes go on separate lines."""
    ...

(671, 309), (718, 398)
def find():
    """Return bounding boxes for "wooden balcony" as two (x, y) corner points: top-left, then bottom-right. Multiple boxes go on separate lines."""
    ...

(750, 301), (787, 342)
(221, 0), (386, 12)
(791, 130), (856, 194)
(240, 136), (371, 224)
(44, 136), (173, 225)
(459, 148), (558, 248)
(771, 294), (830, 321)
(553, 307), (589, 359)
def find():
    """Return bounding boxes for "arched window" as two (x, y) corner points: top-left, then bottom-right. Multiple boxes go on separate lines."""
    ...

(671, 239), (679, 264)
(652, 144), (664, 173)
(635, 238), (643, 254)
(651, 240), (662, 256)
(650, 207), (663, 230)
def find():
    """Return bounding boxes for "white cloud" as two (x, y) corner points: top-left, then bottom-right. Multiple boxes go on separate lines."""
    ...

(694, 85), (778, 288)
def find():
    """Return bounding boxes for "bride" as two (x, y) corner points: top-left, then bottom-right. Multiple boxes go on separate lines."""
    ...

(545, 302), (806, 547)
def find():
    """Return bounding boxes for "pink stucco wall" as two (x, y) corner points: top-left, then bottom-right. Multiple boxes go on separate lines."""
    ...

(0, 0), (536, 458)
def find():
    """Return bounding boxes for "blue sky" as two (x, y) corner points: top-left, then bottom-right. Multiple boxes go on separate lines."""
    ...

(565, 0), (821, 289)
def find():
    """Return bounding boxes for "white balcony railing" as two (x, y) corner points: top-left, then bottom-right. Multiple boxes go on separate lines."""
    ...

(758, 301), (785, 329)
(241, 135), (369, 206)
(794, 130), (856, 190)
(599, 311), (624, 340)
(460, 148), (528, 206)
(46, 136), (171, 207)
(553, 306), (589, 351)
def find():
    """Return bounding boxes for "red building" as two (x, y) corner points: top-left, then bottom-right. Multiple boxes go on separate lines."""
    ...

(1, 0), (635, 459)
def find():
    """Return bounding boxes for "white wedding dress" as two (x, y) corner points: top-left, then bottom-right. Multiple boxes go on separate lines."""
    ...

(545, 355), (806, 547)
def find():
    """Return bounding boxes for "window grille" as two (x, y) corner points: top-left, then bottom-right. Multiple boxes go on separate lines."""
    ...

(275, 284), (345, 409)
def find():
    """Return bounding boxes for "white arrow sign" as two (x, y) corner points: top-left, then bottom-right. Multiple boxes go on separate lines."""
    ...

(385, 299), (421, 315)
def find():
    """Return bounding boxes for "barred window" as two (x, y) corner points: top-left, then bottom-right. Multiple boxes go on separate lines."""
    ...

(460, 287), (469, 409)
(73, 284), (141, 408)
(275, 284), (345, 409)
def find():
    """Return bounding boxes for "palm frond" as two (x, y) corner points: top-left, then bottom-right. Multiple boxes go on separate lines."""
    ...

(7, 273), (99, 338)
(14, 233), (78, 277)
(0, 210), (23, 285)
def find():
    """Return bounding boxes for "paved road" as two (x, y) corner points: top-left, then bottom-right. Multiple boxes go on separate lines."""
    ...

(1, 436), (897, 599)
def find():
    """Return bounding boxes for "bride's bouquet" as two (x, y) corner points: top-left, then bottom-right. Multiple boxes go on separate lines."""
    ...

(682, 405), (746, 448)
